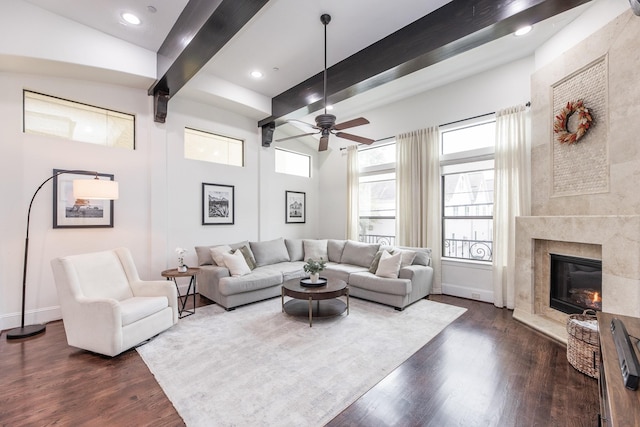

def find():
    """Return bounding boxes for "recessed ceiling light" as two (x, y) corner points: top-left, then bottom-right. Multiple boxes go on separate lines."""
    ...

(121, 12), (141, 25)
(514, 25), (532, 36)
(250, 70), (263, 78)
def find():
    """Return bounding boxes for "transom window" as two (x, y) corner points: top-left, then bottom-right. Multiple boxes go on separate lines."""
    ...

(275, 148), (310, 177)
(23, 90), (135, 149)
(184, 128), (244, 167)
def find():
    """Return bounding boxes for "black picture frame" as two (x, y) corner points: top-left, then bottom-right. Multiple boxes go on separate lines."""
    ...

(285, 191), (306, 224)
(53, 169), (115, 228)
(202, 183), (235, 225)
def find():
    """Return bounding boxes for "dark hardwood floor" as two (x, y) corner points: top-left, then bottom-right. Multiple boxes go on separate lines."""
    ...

(0, 295), (598, 426)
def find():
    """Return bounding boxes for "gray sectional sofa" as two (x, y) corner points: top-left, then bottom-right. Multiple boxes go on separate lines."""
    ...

(194, 238), (433, 311)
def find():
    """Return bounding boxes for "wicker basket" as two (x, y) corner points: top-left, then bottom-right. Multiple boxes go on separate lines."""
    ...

(566, 309), (600, 378)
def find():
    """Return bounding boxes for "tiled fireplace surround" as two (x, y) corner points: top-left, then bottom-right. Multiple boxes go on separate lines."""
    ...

(513, 215), (640, 344)
(511, 11), (640, 344)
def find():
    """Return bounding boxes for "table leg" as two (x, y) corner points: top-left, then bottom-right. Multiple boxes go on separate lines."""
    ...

(346, 288), (349, 315)
(190, 275), (196, 316)
(168, 275), (196, 318)
(281, 287), (285, 312)
(308, 297), (313, 327)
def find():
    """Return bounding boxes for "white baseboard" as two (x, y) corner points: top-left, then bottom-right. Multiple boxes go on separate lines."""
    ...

(0, 306), (62, 332)
(441, 283), (494, 303)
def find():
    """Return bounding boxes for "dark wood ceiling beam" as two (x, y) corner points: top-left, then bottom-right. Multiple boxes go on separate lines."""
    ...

(149, 0), (270, 122)
(258, 0), (592, 128)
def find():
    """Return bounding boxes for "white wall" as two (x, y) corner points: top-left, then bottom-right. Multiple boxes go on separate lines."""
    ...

(0, 71), (323, 331)
(258, 140), (320, 241)
(535, 0), (630, 70)
(0, 72), (156, 328)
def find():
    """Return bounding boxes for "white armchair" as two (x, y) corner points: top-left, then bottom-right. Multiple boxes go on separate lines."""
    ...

(51, 247), (178, 357)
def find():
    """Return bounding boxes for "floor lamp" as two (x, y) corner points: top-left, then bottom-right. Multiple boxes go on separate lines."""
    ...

(6, 170), (119, 340)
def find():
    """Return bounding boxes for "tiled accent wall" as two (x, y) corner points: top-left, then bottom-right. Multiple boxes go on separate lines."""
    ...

(551, 56), (608, 196)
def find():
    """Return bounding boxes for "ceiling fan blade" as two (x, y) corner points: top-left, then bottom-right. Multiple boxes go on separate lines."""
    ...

(285, 119), (318, 129)
(318, 135), (330, 152)
(335, 132), (375, 145)
(275, 132), (317, 142)
(334, 117), (370, 131)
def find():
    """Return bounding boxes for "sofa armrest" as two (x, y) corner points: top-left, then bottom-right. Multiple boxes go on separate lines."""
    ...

(130, 280), (179, 324)
(399, 265), (434, 295)
(199, 265), (231, 280)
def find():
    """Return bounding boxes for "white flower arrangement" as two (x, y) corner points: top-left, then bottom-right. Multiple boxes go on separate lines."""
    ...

(175, 247), (187, 269)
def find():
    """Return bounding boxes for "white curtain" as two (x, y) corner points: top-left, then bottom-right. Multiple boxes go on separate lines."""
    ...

(396, 127), (442, 293)
(346, 145), (359, 241)
(492, 105), (531, 309)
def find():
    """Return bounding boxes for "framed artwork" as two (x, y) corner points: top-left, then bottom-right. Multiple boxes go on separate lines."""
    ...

(53, 169), (114, 228)
(285, 191), (306, 224)
(202, 183), (234, 225)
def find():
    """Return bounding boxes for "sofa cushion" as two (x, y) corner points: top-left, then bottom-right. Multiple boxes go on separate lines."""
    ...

(322, 263), (368, 283)
(413, 249), (431, 266)
(375, 250), (402, 279)
(223, 250), (252, 277)
(394, 246), (432, 266)
(348, 272), (412, 297)
(119, 296), (168, 326)
(250, 237), (290, 267)
(285, 239), (304, 261)
(210, 245), (232, 266)
(327, 239), (347, 262)
(303, 239), (328, 261)
(233, 245), (256, 270)
(218, 268), (283, 296)
(369, 249), (392, 273)
(195, 241), (249, 266)
(399, 250), (417, 267)
(340, 241), (379, 267)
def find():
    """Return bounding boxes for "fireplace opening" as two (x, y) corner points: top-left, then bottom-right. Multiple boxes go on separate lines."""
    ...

(550, 254), (602, 314)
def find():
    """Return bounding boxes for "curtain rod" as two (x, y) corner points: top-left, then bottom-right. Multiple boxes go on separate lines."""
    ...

(339, 101), (531, 151)
(439, 101), (530, 128)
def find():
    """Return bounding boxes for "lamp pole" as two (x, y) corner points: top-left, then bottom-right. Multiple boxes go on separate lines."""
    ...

(6, 170), (96, 339)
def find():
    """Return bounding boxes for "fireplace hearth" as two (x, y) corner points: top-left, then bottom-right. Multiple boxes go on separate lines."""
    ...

(550, 254), (602, 314)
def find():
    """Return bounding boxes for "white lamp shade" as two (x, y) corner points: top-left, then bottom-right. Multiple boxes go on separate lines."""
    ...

(73, 178), (119, 200)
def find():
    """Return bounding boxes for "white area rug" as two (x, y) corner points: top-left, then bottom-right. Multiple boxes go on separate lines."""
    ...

(137, 297), (466, 427)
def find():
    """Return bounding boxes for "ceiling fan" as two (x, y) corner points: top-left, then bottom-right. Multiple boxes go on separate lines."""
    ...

(275, 14), (374, 152)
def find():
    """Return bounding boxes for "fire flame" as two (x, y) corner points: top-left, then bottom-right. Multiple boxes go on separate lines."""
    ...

(592, 292), (601, 303)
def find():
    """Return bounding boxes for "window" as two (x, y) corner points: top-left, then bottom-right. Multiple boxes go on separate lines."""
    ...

(184, 128), (244, 167)
(358, 142), (396, 245)
(275, 148), (310, 177)
(23, 90), (135, 149)
(441, 118), (495, 262)
(441, 120), (495, 156)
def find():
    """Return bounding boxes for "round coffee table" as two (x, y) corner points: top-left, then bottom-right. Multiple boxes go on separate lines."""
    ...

(281, 277), (349, 327)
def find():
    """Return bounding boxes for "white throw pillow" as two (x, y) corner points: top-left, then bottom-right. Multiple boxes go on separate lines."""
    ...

(210, 245), (232, 266)
(303, 239), (328, 261)
(222, 250), (251, 277)
(396, 249), (417, 267)
(375, 250), (402, 279)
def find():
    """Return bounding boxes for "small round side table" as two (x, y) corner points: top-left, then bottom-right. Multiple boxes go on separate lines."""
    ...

(161, 267), (200, 318)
